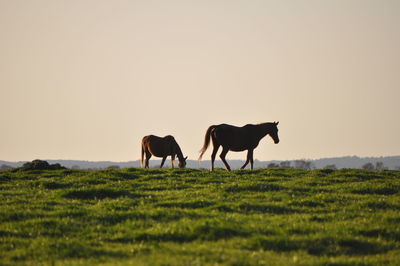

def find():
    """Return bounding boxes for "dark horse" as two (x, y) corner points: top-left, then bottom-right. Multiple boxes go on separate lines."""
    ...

(141, 135), (187, 168)
(199, 122), (279, 171)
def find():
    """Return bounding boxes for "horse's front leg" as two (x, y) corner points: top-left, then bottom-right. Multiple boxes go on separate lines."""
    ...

(249, 149), (254, 170)
(241, 149), (254, 170)
(160, 157), (167, 168)
(171, 155), (175, 168)
(240, 153), (250, 169)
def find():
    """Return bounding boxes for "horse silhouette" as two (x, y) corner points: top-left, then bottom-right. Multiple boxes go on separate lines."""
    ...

(141, 135), (187, 168)
(199, 122), (279, 171)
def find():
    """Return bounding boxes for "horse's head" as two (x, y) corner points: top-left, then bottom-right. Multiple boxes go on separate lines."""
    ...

(178, 156), (188, 168)
(269, 121), (280, 144)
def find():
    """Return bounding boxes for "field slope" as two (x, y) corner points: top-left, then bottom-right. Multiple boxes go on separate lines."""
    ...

(0, 168), (399, 265)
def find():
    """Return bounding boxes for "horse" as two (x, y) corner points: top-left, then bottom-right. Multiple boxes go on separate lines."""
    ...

(141, 135), (187, 168)
(198, 122), (279, 171)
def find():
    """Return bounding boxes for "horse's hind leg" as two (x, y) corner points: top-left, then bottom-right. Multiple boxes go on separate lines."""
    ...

(145, 152), (152, 168)
(220, 147), (231, 171)
(211, 144), (220, 171)
(210, 133), (220, 171)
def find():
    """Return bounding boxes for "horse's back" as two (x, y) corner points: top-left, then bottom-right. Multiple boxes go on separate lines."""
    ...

(143, 135), (175, 144)
(163, 135), (175, 142)
(215, 123), (254, 135)
(217, 123), (240, 130)
(242, 124), (256, 130)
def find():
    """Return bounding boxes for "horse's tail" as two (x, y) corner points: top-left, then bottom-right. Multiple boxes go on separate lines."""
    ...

(140, 139), (145, 168)
(198, 125), (216, 160)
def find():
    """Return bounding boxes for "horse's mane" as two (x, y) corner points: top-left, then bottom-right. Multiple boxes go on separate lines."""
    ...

(165, 135), (184, 160)
(256, 122), (273, 126)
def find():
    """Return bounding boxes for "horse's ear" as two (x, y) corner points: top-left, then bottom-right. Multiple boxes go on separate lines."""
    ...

(184, 156), (188, 161)
(275, 121), (279, 125)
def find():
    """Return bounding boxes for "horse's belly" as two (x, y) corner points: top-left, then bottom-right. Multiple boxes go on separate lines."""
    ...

(230, 147), (248, 152)
(149, 145), (169, 158)
(227, 142), (257, 152)
(151, 151), (165, 158)
(218, 139), (248, 152)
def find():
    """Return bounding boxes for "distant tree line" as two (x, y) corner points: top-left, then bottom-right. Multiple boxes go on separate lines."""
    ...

(267, 160), (316, 170)
(267, 160), (394, 171)
(361, 161), (387, 171)
(1, 164), (13, 170)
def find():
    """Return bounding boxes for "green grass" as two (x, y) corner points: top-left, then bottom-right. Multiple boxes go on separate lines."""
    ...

(0, 168), (399, 265)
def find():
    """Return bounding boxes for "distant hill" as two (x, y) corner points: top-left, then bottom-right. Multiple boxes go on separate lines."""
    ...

(1, 156), (400, 170)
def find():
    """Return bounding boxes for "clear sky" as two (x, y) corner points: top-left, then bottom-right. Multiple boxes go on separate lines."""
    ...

(1, 0), (399, 162)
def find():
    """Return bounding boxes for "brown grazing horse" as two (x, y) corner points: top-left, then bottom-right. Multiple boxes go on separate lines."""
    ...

(141, 135), (187, 168)
(199, 122), (280, 171)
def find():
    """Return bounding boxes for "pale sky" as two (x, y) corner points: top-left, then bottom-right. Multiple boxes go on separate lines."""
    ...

(1, 0), (399, 162)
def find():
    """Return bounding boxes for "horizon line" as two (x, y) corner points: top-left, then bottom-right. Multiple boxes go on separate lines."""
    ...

(2, 155), (400, 163)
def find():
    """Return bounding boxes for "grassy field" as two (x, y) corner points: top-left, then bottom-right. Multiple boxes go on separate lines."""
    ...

(0, 168), (399, 265)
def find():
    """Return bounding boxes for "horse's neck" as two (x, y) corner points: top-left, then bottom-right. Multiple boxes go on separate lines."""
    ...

(173, 143), (184, 160)
(256, 124), (272, 139)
